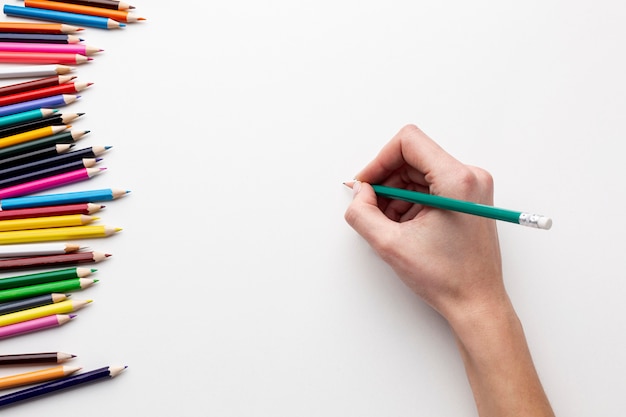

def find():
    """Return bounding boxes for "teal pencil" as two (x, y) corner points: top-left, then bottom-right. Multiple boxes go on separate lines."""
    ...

(348, 183), (552, 230)
(0, 108), (58, 128)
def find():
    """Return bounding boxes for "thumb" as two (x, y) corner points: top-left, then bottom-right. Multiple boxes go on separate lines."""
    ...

(344, 181), (396, 248)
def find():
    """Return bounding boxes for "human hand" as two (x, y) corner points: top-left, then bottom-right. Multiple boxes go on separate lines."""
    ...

(344, 124), (507, 322)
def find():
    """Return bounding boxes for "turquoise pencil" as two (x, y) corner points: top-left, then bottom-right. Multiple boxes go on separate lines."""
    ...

(0, 108), (58, 128)
(351, 183), (552, 230)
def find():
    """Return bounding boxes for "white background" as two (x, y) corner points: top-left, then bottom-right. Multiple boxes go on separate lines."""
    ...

(1, 1), (625, 416)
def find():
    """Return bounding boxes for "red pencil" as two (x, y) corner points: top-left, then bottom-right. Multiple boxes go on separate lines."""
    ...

(0, 82), (92, 107)
(0, 51), (90, 65)
(0, 251), (110, 271)
(0, 23), (82, 34)
(0, 203), (103, 221)
(0, 75), (76, 97)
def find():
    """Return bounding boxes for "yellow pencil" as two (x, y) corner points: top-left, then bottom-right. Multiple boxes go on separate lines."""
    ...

(0, 214), (97, 232)
(0, 125), (68, 149)
(0, 299), (91, 327)
(0, 225), (121, 245)
(0, 365), (81, 390)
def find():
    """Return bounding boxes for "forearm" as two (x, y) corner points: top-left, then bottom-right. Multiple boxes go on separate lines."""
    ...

(448, 298), (555, 417)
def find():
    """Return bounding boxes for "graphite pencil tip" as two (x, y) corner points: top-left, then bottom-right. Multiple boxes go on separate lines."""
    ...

(69, 314), (77, 319)
(105, 254), (112, 257)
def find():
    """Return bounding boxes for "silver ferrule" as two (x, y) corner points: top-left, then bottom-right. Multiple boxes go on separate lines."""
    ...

(518, 212), (552, 230)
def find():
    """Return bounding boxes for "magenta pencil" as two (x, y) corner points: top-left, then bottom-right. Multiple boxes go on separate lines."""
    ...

(0, 314), (75, 339)
(0, 42), (102, 56)
(0, 167), (104, 199)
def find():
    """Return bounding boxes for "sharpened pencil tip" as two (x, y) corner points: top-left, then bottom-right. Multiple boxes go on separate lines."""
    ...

(69, 314), (77, 319)
(115, 228), (123, 232)
(105, 254), (112, 257)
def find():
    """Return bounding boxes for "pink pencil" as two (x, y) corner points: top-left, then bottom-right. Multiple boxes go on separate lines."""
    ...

(0, 42), (102, 56)
(0, 167), (105, 199)
(0, 314), (75, 339)
(0, 51), (91, 65)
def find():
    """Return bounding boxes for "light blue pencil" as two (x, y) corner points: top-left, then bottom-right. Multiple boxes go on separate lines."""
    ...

(0, 108), (58, 128)
(0, 189), (130, 210)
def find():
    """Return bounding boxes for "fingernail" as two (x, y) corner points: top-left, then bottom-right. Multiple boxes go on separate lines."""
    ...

(352, 180), (362, 196)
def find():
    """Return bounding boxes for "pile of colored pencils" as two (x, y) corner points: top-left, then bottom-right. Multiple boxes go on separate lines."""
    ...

(0, 0), (144, 407)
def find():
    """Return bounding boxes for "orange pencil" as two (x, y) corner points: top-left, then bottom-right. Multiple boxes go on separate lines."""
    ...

(0, 365), (81, 390)
(0, 22), (83, 34)
(25, 0), (145, 22)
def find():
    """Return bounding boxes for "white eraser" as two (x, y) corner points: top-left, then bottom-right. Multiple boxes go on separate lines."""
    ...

(538, 216), (552, 230)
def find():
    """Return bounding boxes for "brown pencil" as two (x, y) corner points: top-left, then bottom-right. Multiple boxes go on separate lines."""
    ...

(0, 251), (110, 271)
(0, 203), (104, 221)
(0, 351), (76, 365)
(0, 75), (76, 97)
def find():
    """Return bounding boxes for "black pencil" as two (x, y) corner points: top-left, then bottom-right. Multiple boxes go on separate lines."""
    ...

(0, 33), (82, 44)
(0, 145), (109, 177)
(0, 143), (73, 168)
(0, 293), (68, 315)
(0, 352), (76, 366)
(0, 113), (83, 138)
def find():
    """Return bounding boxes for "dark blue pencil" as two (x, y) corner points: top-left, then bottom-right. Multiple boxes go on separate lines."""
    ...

(0, 365), (126, 407)
(0, 32), (82, 43)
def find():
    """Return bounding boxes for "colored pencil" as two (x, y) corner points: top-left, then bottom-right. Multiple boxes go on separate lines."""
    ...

(4, 5), (127, 30)
(0, 22), (82, 34)
(0, 278), (97, 303)
(0, 314), (75, 339)
(24, 0), (145, 23)
(0, 144), (73, 168)
(0, 214), (98, 232)
(0, 145), (104, 177)
(0, 94), (79, 118)
(51, 0), (135, 11)
(0, 64), (74, 79)
(0, 33), (82, 44)
(0, 267), (95, 290)
(0, 113), (83, 138)
(0, 351), (76, 365)
(0, 242), (81, 257)
(0, 251), (109, 271)
(0, 82), (91, 107)
(0, 42), (101, 55)
(0, 365), (81, 390)
(0, 158), (100, 189)
(0, 167), (105, 200)
(0, 224), (119, 244)
(0, 203), (102, 221)
(0, 188), (128, 210)
(0, 51), (90, 65)
(0, 108), (57, 128)
(0, 365), (126, 407)
(0, 124), (69, 149)
(0, 298), (90, 326)
(350, 183), (554, 230)
(0, 130), (86, 161)
(0, 75), (75, 97)
(0, 293), (68, 315)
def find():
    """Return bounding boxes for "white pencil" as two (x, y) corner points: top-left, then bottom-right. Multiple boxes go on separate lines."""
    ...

(0, 242), (83, 258)
(0, 64), (74, 80)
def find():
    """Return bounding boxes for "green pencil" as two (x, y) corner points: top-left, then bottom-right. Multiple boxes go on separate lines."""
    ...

(369, 184), (552, 230)
(0, 267), (96, 291)
(0, 278), (97, 303)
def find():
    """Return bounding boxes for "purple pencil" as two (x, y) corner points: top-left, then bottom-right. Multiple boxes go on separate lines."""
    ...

(0, 94), (79, 118)
(0, 314), (75, 339)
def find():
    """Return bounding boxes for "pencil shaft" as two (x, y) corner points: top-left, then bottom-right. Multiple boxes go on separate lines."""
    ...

(0, 82), (87, 107)
(50, 0), (133, 11)
(25, 0), (141, 22)
(0, 214), (95, 232)
(0, 242), (80, 257)
(0, 188), (125, 210)
(0, 42), (96, 55)
(0, 267), (93, 290)
(370, 184), (552, 229)
(0, 293), (67, 315)
(0, 64), (73, 79)
(0, 125), (68, 149)
(0, 33), (78, 43)
(0, 159), (96, 189)
(0, 22), (81, 34)
(0, 203), (101, 221)
(0, 51), (88, 65)
(4, 5), (125, 30)
(0, 252), (106, 271)
(0, 314), (73, 339)
(0, 299), (88, 327)
(0, 146), (102, 177)
(0, 75), (71, 97)
(0, 114), (73, 138)
(0, 108), (56, 128)
(0, 94), (77, 118)
(0, 351), (74, 365)
(0, 225), (116, 244)
(0, 365), (80, 390)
